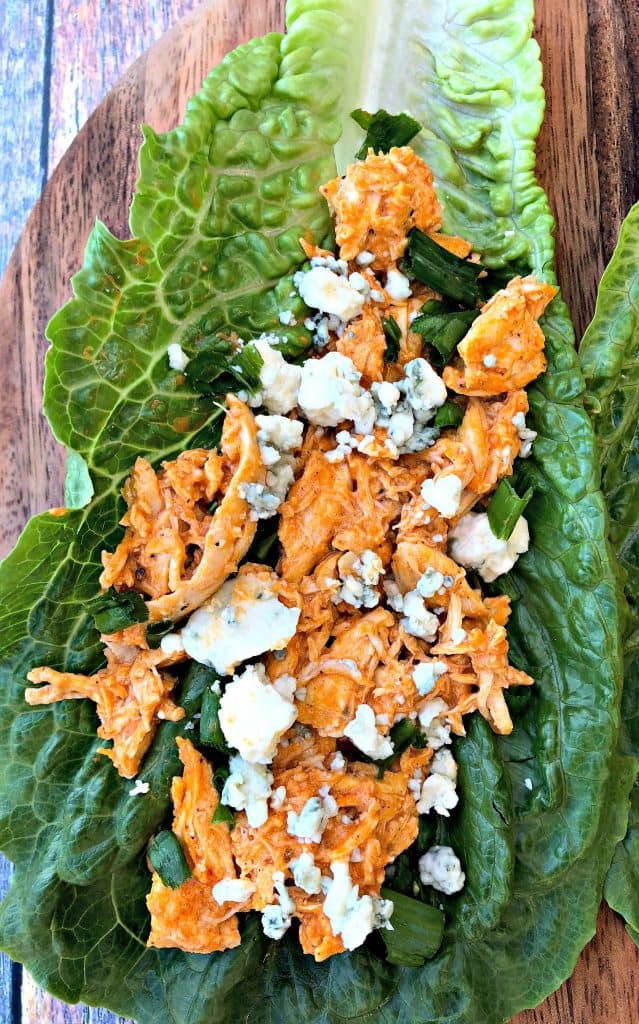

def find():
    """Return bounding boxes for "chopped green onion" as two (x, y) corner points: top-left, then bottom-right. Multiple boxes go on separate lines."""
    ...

(379, 888), (445, 965)
(411, 299), (479, 366)
(487, 478), (533, 540)
(212, 803), (236, 829)
(146, 619), (174, 650)
(199, 685), (228, 751)
(86, 587), (147, 635)
(207, 499), (219, 516)
(350, 108), (421, 159)
(403, 230), (484, 306)
(377, 719), (420, 777)
(382, 316), (401, 362)
(434, 401), (464, 430)
(148, 830), (191, 889)
(213, 764), (230, 792)
(253, 527), (279, 563)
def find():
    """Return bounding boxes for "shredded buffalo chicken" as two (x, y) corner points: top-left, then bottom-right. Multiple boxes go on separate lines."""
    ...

(27, 146), (556, 961)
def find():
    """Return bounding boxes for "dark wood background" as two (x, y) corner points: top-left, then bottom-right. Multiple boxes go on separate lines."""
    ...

(1, 1), (639, 1021)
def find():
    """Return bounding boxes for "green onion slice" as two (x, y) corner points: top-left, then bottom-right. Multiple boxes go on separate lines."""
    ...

(411, 299), (479, 366)
(212, 803), (236, 828)
(487, 478), (533, 540)
(199, 685), (228, 751)
(403, 230), (484, 306)
(350, 109), (421, 159)
(148, 830), (191, 889)
(86, 587), (147, 635)
(434, 401), (464, 430)
(146, 619), (174, 650)
(379, 887), (445, 966)
(382, 316), (401, 362)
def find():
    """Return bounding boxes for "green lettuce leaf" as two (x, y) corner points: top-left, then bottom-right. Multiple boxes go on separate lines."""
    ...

(0, 1), (629, 1022)
(579, 201), (639, 941)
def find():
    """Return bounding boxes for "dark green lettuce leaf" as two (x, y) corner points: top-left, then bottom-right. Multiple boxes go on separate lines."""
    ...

(579, 201), (639, 942)
(0, 1), (629, 1021)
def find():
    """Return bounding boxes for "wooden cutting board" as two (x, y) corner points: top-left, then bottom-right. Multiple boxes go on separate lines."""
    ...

(1, 0), (639, 1021)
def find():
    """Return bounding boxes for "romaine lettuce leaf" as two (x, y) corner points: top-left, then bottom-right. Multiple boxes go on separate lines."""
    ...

(579, 201), (639, 942)
(0, 2), (629, 1022)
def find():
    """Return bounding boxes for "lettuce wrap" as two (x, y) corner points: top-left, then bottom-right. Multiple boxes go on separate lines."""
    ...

(580, 202), (639, 947)
(0, 1), (632, 1021)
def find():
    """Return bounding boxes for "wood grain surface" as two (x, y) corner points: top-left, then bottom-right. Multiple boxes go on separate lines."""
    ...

(1, 0), (639, 1021)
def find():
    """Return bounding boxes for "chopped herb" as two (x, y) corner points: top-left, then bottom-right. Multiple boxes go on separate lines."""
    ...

(145, 620), (174, 650)
(411, 299), (479, 366)
(487, 478), (533, 540)
(200, 685), (228, 751)
(207, 499), (219, 516)
(351, 108), (421, 159)
(434, 401), (464, 430)
(382, 316), (401, 362)
(212, 803), (236, 829)
(379, 887), (444, 965)
(148, 831), (191, 889)
(86, 587), (147, 635)
(403, 229), (484, 306)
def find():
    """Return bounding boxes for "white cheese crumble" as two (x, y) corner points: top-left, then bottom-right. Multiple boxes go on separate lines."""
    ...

(355, 250), (375, 266)
(401, 591), (439, 641)
(348, 271), (370, 295)
(271, 785), (287, 810)
(418, 698), (452, 750)
(222, 755), (273, 828)
(278, 310), (296, 326)
(333, 550), (385, 609)
(421, 474), (463, 518)
(129, 780), (150, 796)
(418, 845), (465, 894)
(415, 567), (446, 599)
(329, 751), (346, 772)
(298, 352), (375, 434)
(482, 353), (497, 368)
(181, 572), (300, 676)
(218, 663), (297, 764)
(323, 862), (393, 950)
(262, 873), (296, 940)
(401, 358), (447, 420)
(256, 414), (304, 454)
(416, 774), (459, 817)
(412, 660), (447, 696)
(431, 748), (458, 782)
(385, 268), (412, 301)
(167, 343), (189, 371)
(212, 878), (255, 904)
(524, 777), (533, 791)
(160, 632), (185, 657)
(287, 792), (338, 844)
(344, 704), (394, 760)
(383, 579), (405, 612)
(295, 266), (365, 322)
(290, 852), (323, 895)
(512, 411), (537, 458)
(448, 512), (530, 582)
(249, 335), (303, 415)
(371, 380), (401, 416)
